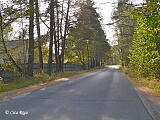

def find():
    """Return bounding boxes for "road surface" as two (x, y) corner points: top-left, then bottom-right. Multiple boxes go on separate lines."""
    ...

(0, 66), (155, 120)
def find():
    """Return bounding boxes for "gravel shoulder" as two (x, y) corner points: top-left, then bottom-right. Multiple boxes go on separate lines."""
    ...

(123, 73), (160, 120)
(0, 73), (89, 100)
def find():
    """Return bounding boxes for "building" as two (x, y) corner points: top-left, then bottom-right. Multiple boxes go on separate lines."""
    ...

(0, 40), (28, 64)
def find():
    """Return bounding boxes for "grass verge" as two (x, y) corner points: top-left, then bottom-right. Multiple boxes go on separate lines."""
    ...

(0, 66), (108, 93)
(120, 67), (160, 94)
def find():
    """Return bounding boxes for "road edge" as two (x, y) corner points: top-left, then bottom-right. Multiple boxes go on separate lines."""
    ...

(0, 68), (108, 100)
(121, 71), (160, 120)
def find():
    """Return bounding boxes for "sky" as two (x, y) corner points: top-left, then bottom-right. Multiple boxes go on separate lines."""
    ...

(94, 0), (118, 45)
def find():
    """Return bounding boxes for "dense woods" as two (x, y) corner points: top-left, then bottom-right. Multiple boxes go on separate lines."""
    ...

(0, 0), (110, 77)
(65, 0), (110, 70)
(112, 0), (160, 78)
(0, 0), (159, 82)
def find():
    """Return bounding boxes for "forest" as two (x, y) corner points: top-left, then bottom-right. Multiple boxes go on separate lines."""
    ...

(112, 0), (160, 79)
(0, 0), (159, 92)
(0, 0), (110, 77)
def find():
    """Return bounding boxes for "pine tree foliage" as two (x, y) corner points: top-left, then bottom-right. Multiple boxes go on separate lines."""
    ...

(65, 0), (110, 69)
(112, 0), (136, 66)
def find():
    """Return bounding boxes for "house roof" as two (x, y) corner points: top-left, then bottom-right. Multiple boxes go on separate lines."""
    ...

(0, 40), (26, 51)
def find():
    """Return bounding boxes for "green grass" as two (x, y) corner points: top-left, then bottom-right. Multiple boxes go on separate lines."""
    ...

(0, 66), (108, 93)
(120, 67), (160, 94)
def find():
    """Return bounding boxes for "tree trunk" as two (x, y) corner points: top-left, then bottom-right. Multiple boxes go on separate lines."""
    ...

(35, 0), (43, 71)
(55, 0), (61, 72)
(82, 62), (85, 70)
(87, 44), (90, 69)
(48, 0), (54, 75)
(156, 42), (160, 78)
(53, 1), (59, 72)
(60, 0), (65, 72)
(156, 42), (160, 56)
(61, 0), (70, 72)
(92, 58), (95, 68)
(28, 0), (35, 77)
(0, 11), (23, 75)
(90, 58), (93, 68)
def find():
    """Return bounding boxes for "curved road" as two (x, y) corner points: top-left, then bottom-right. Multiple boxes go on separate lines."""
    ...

(0, 66), (154, 120)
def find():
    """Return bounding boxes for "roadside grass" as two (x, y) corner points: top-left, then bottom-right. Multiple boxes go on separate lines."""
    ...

(120, 67), (160, 94)
(0, 66), (108, 93)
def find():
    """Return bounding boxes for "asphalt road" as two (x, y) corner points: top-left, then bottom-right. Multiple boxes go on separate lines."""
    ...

(0, 66), (154, 120)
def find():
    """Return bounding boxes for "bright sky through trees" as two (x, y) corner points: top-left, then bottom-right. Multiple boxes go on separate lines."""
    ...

(94, 0), (118, 45)
(0, 0), (145, 45)
(93, 0), (146, 45)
